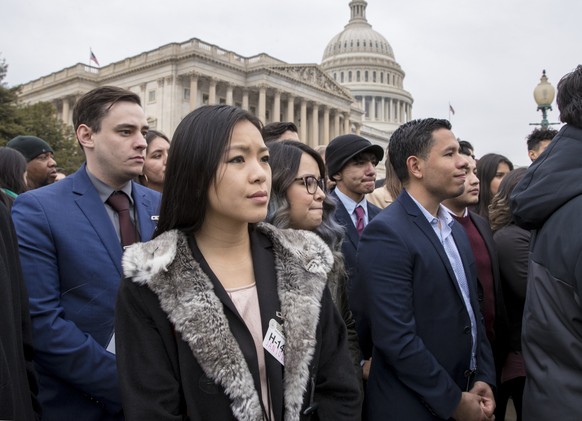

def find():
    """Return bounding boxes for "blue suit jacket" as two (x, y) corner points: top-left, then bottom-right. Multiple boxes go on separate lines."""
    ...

(357, 191), (495, 420)
(330, 190), (381, 359)
(11, 164), (161, 421)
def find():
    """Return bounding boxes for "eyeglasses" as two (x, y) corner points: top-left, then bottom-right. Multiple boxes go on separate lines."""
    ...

(294, 176), (325, 195)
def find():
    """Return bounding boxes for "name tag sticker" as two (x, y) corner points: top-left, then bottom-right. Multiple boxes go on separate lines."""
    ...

(151, 215), (159, 221)
(263, 318), (285, 365)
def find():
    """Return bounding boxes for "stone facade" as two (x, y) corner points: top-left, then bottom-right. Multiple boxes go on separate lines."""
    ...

(17, 0), (413, 158)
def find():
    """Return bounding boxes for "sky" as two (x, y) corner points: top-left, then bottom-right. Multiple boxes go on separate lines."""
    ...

(2, 0), (580, 168)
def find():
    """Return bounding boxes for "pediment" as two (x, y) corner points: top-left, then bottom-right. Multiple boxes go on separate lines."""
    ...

(266, 65), (353, 101)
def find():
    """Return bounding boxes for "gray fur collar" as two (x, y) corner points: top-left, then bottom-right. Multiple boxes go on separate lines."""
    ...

(122, 223), (333, 421)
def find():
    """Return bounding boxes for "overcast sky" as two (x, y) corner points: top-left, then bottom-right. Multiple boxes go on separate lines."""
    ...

(2, 0), (579, 167)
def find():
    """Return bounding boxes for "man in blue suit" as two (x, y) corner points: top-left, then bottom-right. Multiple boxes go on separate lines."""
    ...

(12, 86), (161, 420)
(325, 134), (383, 373)
(357, 119), (496, 420)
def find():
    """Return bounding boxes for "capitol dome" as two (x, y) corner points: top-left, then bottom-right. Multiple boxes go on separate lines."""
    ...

(321, 0), (413, 134)
(322, 1), (394, 61)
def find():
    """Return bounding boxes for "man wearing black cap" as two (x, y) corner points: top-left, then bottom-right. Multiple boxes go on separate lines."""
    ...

(7, 135), (58, 190)
(325, 133), (384, 374)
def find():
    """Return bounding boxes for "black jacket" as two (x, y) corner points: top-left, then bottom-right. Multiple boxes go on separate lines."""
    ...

(493, 224), (530, 353)
(0, 202), (41, 420)
(511, 124), (582, 421)
(116, 224), (361, 421)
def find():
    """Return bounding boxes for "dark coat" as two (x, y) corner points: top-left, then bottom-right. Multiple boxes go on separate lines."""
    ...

(0, 202), (41, 421)
(469, 212), (510, 373)
(511, 124), (582, 421)
(330, 190), (381, 358)
(493, 224), (530, 353)
(116, 224), (361, 421)
(357, 191), (496, 420)
(11, 164), (161, 421)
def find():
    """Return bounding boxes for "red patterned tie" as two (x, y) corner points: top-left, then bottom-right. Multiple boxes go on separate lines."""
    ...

(355, 205), (365, 237)
(106, 191), (139, 247)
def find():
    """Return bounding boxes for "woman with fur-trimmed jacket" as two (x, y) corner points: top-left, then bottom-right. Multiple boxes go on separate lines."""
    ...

(115, 105), (361, 421)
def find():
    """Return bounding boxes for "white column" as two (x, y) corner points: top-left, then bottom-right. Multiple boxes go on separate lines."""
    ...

(189, 74), (198, 110)
(208, 79), (217, 105)
(371, 96), (376, 121)
(381, 97), (386, 122)
(323, 106), (330, 145)
(61, 97), (70, 125)
(226, 84), (234, 105)
(242, 90), (249, 111)
(300, 99), (307, 141)
(343, 112), (350, 134)
(333, 111), (340, 140)
(258, 85), (267, 124)
(311, 103), (319, 147)
(273, 90), (281, 122)
(286, 95), (295, 122)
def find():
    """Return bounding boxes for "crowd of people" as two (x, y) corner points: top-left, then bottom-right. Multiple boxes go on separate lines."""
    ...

(2, 64), (582, 421)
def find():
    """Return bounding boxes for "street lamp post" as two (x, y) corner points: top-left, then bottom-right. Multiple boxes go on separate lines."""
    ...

(530, 70), (559, 129)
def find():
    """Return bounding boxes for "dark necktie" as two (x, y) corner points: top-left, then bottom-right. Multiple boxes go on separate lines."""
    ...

(106, 191), (139, 247)
(355, 205), (365, 237)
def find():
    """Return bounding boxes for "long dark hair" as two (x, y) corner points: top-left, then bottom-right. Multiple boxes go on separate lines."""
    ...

(476, 153), (514, 220)
(266, 140), (344, 253)
(137, 130), (170, 187)
(0, 147), (28, 195)
(489, 168), (527, 232)
(154, 105), (262, 238)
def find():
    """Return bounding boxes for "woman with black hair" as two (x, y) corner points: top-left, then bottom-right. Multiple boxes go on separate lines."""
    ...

(489, 168), (528, 421)
(0, 147), (28, 208)
(115, 105), (360, 420)
(476, 153), (513, 222)
(266, 140), (363, 385)
(136, 130), (170, 193)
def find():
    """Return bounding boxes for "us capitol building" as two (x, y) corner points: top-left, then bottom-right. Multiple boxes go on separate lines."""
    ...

(18, 0), (413, 151)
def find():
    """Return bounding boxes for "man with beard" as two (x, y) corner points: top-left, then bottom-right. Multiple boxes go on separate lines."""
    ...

(7, 135), (57, 189)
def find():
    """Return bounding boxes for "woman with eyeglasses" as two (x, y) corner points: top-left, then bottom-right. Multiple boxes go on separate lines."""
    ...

(266, 140), (364, 394)
(115, 106), (360, 420)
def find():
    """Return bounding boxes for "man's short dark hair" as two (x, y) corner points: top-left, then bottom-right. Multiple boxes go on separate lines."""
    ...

(389, 118), (452, 184)
(458, 140), (474, 158)
(557, 65), (582, 129)
(72, 86), (142, 133)
(261, 122), (298, 142)
(526, 128), (558, 151)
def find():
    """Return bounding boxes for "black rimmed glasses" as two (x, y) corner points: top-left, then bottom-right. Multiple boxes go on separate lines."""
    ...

(294, 175), (325, 195)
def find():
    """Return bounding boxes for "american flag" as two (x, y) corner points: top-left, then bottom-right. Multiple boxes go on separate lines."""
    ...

(90, 49), (100, 67)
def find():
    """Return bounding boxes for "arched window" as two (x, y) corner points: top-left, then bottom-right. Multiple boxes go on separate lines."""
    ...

(380, 72), (384, 83)
(341, 72), (344, 83)
(373, 71), (376, 82)
(333, 73), (337, 81)
(348, 71), (352, 82)
(357, 71), (360, 82)
(365, 71), (369, 82)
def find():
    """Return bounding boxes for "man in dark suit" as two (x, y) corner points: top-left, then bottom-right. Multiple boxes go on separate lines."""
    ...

(357, 118), (496, 420)
(325, 134), (383, 368)
(11, 86), (161, 421)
